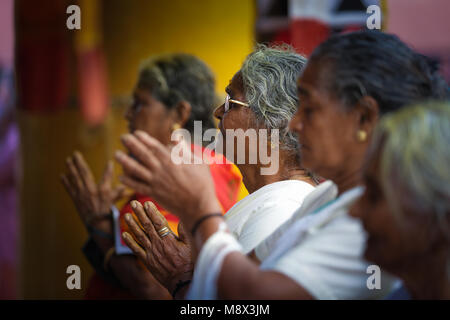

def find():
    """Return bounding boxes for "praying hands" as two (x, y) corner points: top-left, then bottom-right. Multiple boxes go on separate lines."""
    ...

(122, 200), (194, 298)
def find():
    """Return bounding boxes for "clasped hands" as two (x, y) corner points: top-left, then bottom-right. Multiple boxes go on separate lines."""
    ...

(122, 200), (193, 295)
(115, 130), (223, 294)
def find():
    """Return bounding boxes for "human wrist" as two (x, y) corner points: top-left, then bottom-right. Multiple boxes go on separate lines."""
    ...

(193, 215), (225, 249)
(171, 280), (191, 299)
(89, 224), (114, 253)
(183, 198), (222, 231)
(103, 247), (116, 271)
(190, 213), (223, 237)
(168, 272), (192, 298)
(88, 210), (113, 231)
(93, 236), (114, 254)
(87, 212), (114, 253)
(199, 197), (222, 216)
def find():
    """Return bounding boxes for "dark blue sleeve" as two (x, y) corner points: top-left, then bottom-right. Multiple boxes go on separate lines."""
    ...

(82, 238), (123, 288)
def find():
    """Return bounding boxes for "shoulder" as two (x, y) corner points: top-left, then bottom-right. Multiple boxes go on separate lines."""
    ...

(266, 214), (397, 299)
(253, 180), (316, 205)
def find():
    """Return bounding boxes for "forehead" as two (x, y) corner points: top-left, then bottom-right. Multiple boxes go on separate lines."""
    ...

(133, 87), (168, 110)
(226, 71), (245, 96)
(134, 86), (152, 98)
(297, 60), (328, 93)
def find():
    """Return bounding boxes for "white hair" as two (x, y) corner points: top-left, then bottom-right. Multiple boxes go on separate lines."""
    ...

(240, 44), (307, 153)
(374, 101), (450, 236)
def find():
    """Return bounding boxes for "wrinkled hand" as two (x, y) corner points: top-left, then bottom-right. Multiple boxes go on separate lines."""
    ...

(61, 151), (126, 230)
(115, 131), (222, 231)
(122, 200), (193, 294)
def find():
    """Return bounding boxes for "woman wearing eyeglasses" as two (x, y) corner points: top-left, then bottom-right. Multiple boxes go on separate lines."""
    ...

(209, 46), (319, 254)
(117, 32), (448, 300)
(116, 45), (318, 298)
(61, 53), (243, 299)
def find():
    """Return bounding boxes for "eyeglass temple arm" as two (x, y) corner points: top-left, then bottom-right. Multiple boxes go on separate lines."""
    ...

(229, 99), (249, 107)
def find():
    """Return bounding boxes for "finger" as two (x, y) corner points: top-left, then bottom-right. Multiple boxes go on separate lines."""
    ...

(177, 222), (190, 244)
(73, 151), (97, 193)
(124, 212), (152, 249)
(121, 133), (160, 170)
(170, 129), (184, 145)
(60, 174), (77, 199)
(99, 160), (114, 191)
(145, 201), (175, 240)
(118, 175), (152, 196)
(168, 136), (195, 165)
(172, 137), (204, 165)
(180, 138), (201, 164)
(65, 172), (80, 194)
(112, 184), (127, 202)
(134, 130), (171, 160)
(65, 157), (84, 191)
(130, 200), (155, 236)
(122, 232), (147, 261)
(115, 150), (153, 182)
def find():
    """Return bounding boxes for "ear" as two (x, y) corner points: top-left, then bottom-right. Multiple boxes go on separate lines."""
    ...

(172, 100), (192, 128)
(355, 96), (379, 137)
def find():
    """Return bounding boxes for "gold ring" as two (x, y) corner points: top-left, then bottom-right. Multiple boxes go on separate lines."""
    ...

(157, 226), (171, 238)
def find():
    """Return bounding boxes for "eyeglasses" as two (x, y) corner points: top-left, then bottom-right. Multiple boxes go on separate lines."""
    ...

(224, 94), (249, 113)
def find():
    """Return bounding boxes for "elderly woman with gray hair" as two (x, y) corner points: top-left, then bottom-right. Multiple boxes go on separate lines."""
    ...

(115, 45), (318, 298)
(61, 53), (243, 299)
(351, 101), (450, 300)
(117, 31), (448, 300)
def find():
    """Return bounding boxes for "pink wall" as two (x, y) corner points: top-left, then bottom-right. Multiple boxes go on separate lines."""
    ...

(386, 0), (450, 54)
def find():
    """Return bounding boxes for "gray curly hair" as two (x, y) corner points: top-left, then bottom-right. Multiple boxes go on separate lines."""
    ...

(240, 44), (307, 154)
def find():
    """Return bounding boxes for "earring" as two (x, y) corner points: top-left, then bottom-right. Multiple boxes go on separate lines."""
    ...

(356, 130), (367, 142)
(172, 123), (181, 131)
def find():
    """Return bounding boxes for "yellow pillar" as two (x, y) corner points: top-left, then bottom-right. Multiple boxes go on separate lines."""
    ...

(19, 0), (254, 299)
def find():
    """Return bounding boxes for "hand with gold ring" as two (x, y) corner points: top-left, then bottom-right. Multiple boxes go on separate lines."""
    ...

(122, 200), (193, 296)
(156, 226), (172, 238)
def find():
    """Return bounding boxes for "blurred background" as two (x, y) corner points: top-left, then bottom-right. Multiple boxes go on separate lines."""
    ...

(0, 0), (449, 299)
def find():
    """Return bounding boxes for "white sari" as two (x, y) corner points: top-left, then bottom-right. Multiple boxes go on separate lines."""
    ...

(187, 181), (398, 299)
(224, 180), (315, 253)
(186, 179), (315, 299)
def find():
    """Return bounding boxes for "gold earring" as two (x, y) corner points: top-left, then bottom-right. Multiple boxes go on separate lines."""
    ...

(356, 130), (367, 142)
(172, 123), (181, 131)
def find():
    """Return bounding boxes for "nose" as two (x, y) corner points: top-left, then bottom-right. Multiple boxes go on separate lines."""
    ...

(124, 104), (133, 122)
(214, 103), (225, 121)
